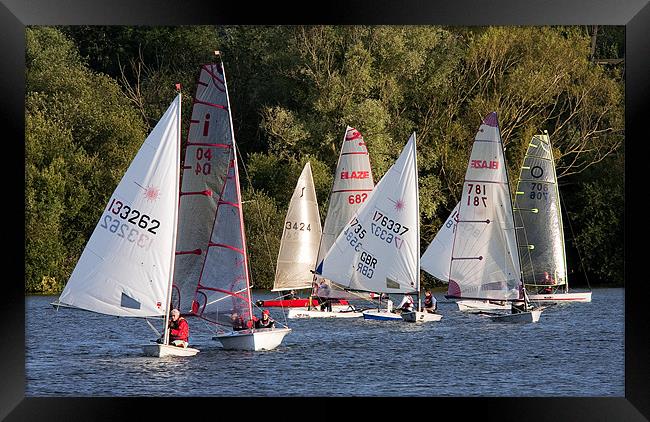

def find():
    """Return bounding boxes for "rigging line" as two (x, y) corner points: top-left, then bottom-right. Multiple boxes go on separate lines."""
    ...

(559, 189), (591, 291)
(233, 142), (289, 325)
(234, 141), (275, 287)
(144, 317), (162, 338)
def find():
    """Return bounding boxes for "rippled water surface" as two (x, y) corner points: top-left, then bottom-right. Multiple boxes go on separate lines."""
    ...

(26, 288), (623, 397)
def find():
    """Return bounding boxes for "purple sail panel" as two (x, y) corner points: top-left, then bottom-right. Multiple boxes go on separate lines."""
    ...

(482, 112), (498, 127)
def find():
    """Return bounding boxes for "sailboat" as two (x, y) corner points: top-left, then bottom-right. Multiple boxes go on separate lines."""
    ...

(421, 202), (510, 313)
(53, 90), (199, 357)
(444, 112), (543, 323)
(315, 133), (442, 323)
(288, 126), (375, 319)
(171, 54), (290, 351)
(259, 162), (327, 309)
(513, 131), (592, 304)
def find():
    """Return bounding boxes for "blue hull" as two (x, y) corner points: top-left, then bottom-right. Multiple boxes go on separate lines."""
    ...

(362, 310), (402, 321)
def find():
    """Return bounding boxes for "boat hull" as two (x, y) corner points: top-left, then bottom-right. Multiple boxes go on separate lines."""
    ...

(401, 311), (443, 323)
(213, 328), (291, 351)
(362, 309), (403, 321)
(288, 308), (362, 318)
(142, 344), (200, 357)
(456, 300), (510, 312)
(489, 309), (542, 323)
(256, 299), (350, 309)
(527, 292), (592, 303)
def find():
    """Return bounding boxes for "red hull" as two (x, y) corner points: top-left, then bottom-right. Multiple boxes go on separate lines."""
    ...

(256, 298), (349, 308)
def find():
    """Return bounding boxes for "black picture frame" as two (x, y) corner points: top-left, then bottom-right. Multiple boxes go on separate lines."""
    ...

(4, 0), (647, 420)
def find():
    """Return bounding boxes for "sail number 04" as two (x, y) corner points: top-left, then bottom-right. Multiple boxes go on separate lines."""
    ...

(194, 147), (212, 175)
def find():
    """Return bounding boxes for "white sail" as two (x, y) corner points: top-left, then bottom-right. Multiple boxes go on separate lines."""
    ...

(420, 202), (460, 282)
(315, 126), (375, 299)
(316, 134), (420, 295)
(273, 162), (323, 291)
(447, 112), (521, 301)
(513, 133), (568, 288)
(58, 94), (181, 317)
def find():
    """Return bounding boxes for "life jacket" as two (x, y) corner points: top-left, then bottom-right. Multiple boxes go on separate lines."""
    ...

(257, 316), (274, 328)
(169, 317), (189, 342)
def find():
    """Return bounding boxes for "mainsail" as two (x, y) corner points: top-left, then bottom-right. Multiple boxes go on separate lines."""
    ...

(314, 126), (375, 298)
(58, 94), (182, 317)
(273, 162), (323, 292)
(172, 62), (253, 327)
(447, 112), (521, 301)
(420, 202), (460, 283)
(513, 133), (567, 289)
(316, 134), (420, 295)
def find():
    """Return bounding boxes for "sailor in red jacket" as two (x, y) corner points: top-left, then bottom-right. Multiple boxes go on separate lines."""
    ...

(168, 309), (189, 348)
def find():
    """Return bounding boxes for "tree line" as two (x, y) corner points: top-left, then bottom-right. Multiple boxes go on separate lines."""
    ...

(25, 25), (624, 294)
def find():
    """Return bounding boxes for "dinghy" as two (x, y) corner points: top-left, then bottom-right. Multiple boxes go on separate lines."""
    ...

(170, 53), (290, 350)
(289, 126), (376, 318)
(442, 112), (544, 323)
(53, 89), (199, 357)
(513, 132), (592, 304)
(316, 134), (442, 324)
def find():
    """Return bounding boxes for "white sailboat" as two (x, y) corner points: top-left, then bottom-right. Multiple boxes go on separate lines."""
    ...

(171, 54), (290, 351)
(266, 162), (328, 309)
(53, 91), (199, 357)
(288, 126), (375, 319)
(421, 202), (510, 313)
(444, 112), (543, 323)
(315, 133), (442, 324)
(513, 132), (592, 304)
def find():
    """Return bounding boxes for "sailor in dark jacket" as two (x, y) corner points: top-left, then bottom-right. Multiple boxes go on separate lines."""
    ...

(255, 309), (275, 329)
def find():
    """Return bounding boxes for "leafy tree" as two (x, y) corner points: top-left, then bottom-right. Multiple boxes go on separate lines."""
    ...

(25, 27), (147, 292)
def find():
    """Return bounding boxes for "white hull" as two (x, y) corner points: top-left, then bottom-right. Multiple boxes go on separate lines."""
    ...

(214, 328), (291, 351)
(401, 311), (443, 323)
(456, 300), (510, 312)
(142, 344), (200, 357)
(527, 291), (592, 303)
(287, 308), (363, 319)
(489, 309), (542, 323)
(362, 309), (403, 321)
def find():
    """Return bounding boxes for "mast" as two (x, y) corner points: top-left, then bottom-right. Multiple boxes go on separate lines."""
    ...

(163, 87), (182, 345)
(546, 131), (569, 294)
(218, 51), (254, 320)
(413, 133), (421, 311)
(498, 114), (526, 306)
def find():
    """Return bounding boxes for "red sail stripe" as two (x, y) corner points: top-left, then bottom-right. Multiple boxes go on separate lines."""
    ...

(185, 142), (231, 148)
(193, 98), (228, 110)
(207, 242), (245, 255)
(176, 249), (202, 255)
(180, 189), (213, 197)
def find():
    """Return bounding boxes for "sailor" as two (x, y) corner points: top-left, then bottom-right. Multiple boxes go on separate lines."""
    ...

(396, 294), (415, 312)
(255, 309), (275, 329)
(423, 291), (437, 313)
(168, 309), (189, 347)
(538, 271), (554, 294)
(230, 312), (246, 331)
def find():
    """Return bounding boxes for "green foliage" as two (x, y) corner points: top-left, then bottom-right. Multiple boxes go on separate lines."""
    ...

(25, 27), (147, 293)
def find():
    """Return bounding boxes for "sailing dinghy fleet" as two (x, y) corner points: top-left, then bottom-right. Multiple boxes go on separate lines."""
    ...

(51, 54), (593, 357)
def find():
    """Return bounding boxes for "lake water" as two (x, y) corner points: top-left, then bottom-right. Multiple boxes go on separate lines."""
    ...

(26, 288), (623, 397)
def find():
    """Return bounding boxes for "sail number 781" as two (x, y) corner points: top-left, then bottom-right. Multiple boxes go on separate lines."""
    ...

(466, 183), (487, 207)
